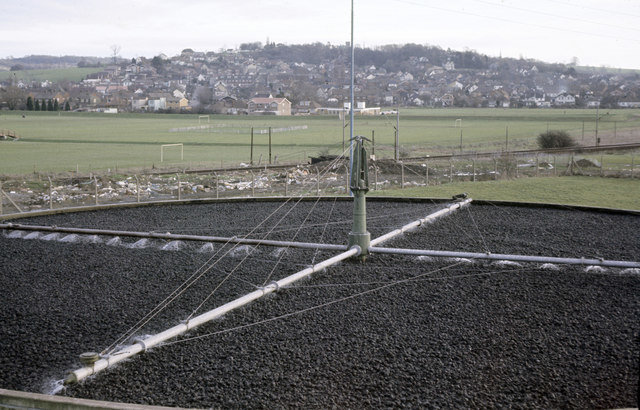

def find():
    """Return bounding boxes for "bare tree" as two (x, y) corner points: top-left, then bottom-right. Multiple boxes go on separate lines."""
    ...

(110, 45), (121, 64)
(0, 86), (26, 110)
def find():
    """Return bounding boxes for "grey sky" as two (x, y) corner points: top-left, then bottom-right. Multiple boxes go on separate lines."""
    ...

(2, 0), (640, 69)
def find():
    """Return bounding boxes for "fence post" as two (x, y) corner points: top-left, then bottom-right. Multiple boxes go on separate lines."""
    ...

(269, 126), (272, 165)
(425, 165), (429, 186)
(135, 175), (140, 203)
(515, 156), (519, 178)
(568, 155), (573, 176)
(449, 161), (453, 183)
(176, 173), (181, 200)
(553, 156), (557, 176)
(472, 160), (476, 182)
(0, 180), (3, 215)
(284, 170), (288, 197)
(47, 177), (53, 209)
(600, 155), (604, 177)
(345, 165), (349, 194)
(215, 173), (219, 199)
(251, 171), (255, 197)
(535, 155), (539, 177)
(631, 155), (635, 179)
(494, 159), (498, 180)
(94, 177), (98, 205)
(400, 162), (405, 189)
(316, 167), (320, 196)
(250, 127), (254, 165)
(374, 166), (378, 191)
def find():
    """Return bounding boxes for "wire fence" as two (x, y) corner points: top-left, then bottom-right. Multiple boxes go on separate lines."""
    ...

(0, 151), (637, 216)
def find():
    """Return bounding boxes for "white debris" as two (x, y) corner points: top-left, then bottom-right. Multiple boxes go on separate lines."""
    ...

(230, 245), (254, 257)
(128, 239), (151, 249)
(106, 237), (122, 246)
(539, 263), (560, 271)
(83, 235), (103, 244)
(23, 232), (41, 240)
(620, 268), (640, 275)
(198, 243), (215, 253)
(59, 234), (80, 243)
(6, 230), (24, 239)
(161, 241), (183, 251)
(416, 255), (434, 262)
(41, 233), (60, 241)
(585, 265), (606, 273)
(453, 257), (474, 264)
(493, 260), (523, 267)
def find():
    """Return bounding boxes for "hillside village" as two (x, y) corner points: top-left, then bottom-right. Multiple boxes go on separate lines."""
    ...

(2, 43), (640, 114)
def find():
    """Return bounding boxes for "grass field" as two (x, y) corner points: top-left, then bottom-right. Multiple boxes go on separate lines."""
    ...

(0, 109), (639, 174)
(372, 176), (640, 210)
(0, 67), (103, 82)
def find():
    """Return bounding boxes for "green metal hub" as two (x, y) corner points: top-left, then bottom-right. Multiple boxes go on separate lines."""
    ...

(348, 136), (371, 257)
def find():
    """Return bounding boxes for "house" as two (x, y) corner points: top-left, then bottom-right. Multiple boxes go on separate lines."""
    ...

(553, 92), (576, 106)
(247, 97), (291, 115)
(618, 101), (640, 108)
(294, 100), (321, 115)
(148, 97), (167, 111)
(166, 97), (190, 111)
(131, 96), (148, 111)
(586, 100), (600, 108)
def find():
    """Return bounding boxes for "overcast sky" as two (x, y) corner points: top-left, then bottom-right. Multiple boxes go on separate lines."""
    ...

(3, 0), (640, 69)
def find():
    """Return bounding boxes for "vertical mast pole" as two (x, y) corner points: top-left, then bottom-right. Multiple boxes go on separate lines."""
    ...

(349, 0), (355, 181)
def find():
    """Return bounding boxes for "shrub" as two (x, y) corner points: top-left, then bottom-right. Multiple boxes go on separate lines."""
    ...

(537, 130), (576, 149)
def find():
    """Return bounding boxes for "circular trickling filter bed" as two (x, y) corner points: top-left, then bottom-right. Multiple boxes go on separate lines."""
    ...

(0, 199), (638, 408)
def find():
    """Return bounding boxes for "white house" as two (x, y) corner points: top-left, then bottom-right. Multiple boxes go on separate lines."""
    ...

(553, 93), (576, 106)
(147, 97), (167, 111)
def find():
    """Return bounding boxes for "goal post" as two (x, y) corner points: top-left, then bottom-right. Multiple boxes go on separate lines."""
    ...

(198, 115), (210, 124)
(160, 143), (184, 162)
(454, 119), (462, 128)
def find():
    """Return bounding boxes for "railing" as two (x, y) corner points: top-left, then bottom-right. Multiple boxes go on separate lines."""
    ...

(0, 151), (637, 216)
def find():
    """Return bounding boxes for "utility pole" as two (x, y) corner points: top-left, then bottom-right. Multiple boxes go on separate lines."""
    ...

(505, 126), (509, 151)
(268, 126), (272, 164)
(250, 127), (254, 165)
(348, 0), (355, 178)
(394, 106), (400, 161)
(595, 104), (600, 146)
(342, 107), (346, 153)
(371, 130), (375, 158)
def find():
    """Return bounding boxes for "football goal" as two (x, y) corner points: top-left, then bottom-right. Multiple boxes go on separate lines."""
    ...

(160, 143), (184, 162)
(454, 119), (462, 128)
(198, 115), (210, 124)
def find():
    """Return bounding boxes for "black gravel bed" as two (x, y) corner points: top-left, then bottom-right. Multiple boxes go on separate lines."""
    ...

(1, 200), (638, 408)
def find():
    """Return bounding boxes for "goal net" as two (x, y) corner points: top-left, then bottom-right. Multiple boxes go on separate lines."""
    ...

(160, 143), (184, 162)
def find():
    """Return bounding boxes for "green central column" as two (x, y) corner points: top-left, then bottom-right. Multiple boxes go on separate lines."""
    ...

(348, 136), (370, 257)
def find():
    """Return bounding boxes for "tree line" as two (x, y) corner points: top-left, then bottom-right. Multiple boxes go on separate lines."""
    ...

(24, 96), (70, 111)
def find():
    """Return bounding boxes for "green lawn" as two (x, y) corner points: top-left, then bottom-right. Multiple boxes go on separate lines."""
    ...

(0, 109), (639, 174)
(0, 67), (103, 82)
(371, 176), (640, 210)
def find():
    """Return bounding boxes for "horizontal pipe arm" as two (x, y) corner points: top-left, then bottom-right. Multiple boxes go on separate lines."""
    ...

(368, 246), (640, 269)
(0, 223), (347, 252)
(370, 198), (472, 247)
(65, 246), (360, 384)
